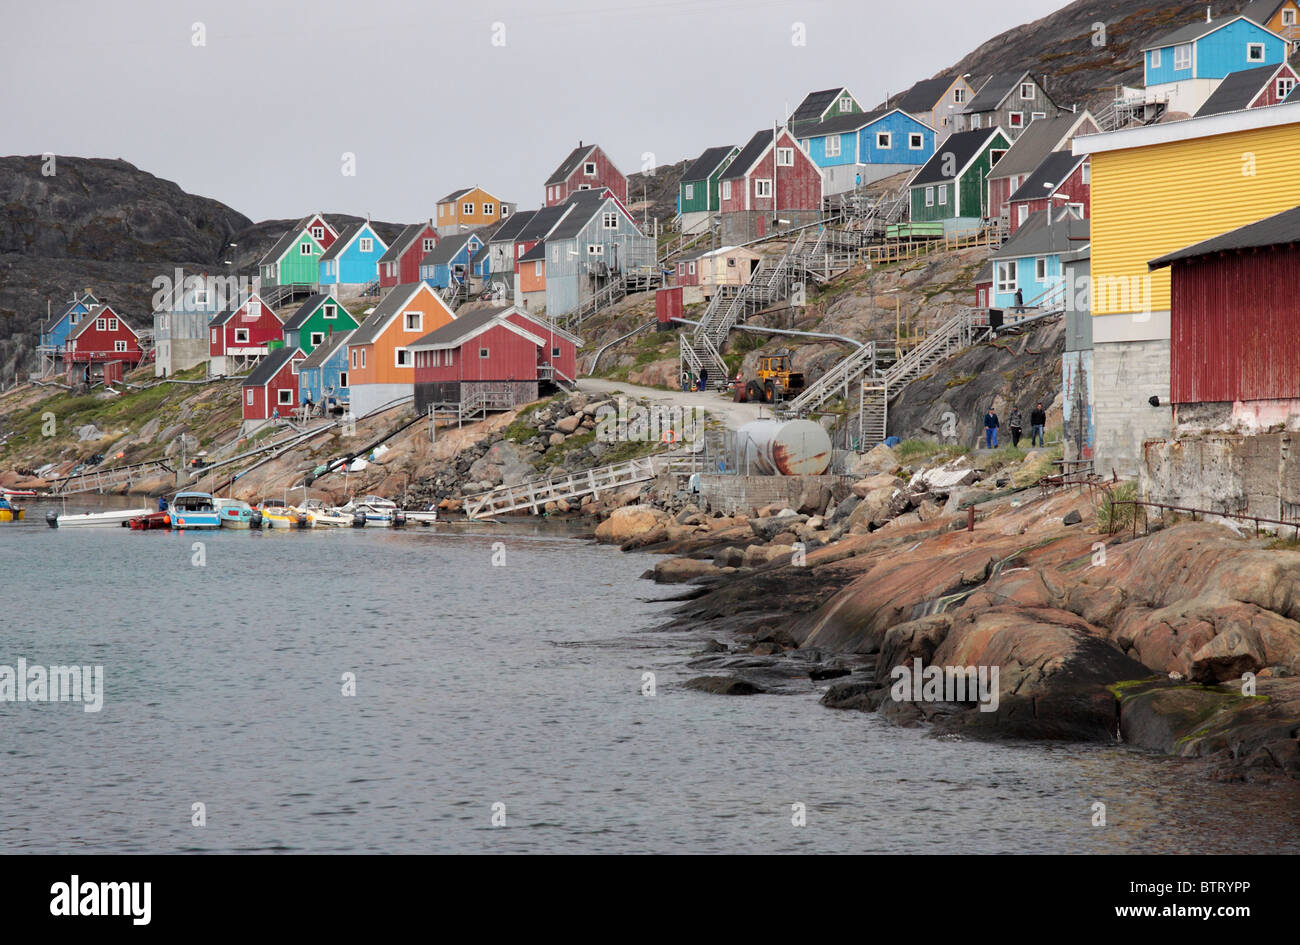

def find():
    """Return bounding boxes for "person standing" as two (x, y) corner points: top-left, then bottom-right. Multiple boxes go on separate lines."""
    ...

(983, 407), (1000, 449)
(1008, 406), (1024, 448)
(1030, 401), (1046, 447)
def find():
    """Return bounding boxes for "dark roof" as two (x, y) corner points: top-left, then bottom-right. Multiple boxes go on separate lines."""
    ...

(1242, 0), (1288, 25)
(410, 306), (513, 348)
(70, 303), (133, 339)
(911, 128), (1005, 186)
(437, 187), (474, 204)
(421, 232), (480, 267)
(681, 145), (736, 184)
(349, 284), (428, 346)
(514, 204), (569, 242)
(545, 144), (597, 185)
(1149, 203), (1300, 269)
(720, 129), (776, 181)
(991, 208), (1090, 259)
(1194, 64), (1283, 117)
(964, 70), (1029, 113)
(281, 293), (338, 331)
(297, 329), (354, 370)
(1142, 15), (1247, 51)
(42, 293), (95, 332)
(242, 347), (299, 388)
(258, 215), (316, 267)
(319, 222), (363, 261)
(789, 88), (846, 125)
(547, 189), (617, 240)
(518, 242), (546, 263)
(895, 77), (955, 113)
(471, 242), (490, 266)
(488, 208), (535, 244)
(378, 223), (431, 264)
(1288, 83), (1300, 103)
(1008, 151), (1087, 203)
(988, 112), (1090, 179)
(795, 108), (888, 139)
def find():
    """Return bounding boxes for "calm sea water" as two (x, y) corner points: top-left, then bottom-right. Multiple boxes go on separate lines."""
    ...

(1, 496), (1297, 854)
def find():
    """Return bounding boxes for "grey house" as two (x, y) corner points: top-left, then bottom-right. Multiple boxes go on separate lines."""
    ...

(956, 70), (1062, 139)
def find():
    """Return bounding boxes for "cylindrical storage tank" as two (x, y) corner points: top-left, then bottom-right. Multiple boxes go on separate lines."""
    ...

(737, 419), (832, 476)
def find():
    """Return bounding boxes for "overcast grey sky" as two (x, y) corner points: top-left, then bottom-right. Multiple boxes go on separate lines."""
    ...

(1, 0), (1067, 222)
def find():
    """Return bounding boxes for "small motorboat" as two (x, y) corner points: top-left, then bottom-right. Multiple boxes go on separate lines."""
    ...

(0, 496), (24, 522)
(215, 498), (261, 529)
(47, 507), (150, 528)
(128, 511), (171, 530)
(404, 506), (438, 525)
(298, 498), (351, 527)
(342, 495), (405, 527)
(259, 498), (307, 529)
(169, 492), (222, 529)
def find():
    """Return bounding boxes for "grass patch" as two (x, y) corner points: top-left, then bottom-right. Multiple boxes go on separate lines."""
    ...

(1096, 481), (1145, 534)
(895, 438), (970, 465)
(944, 373), (976, 389)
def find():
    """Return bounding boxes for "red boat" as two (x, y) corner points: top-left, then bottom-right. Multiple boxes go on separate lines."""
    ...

(128, 511), (171, 530)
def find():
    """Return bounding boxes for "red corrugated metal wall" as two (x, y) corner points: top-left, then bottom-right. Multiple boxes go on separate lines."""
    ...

(1170, 247), (1300, 404)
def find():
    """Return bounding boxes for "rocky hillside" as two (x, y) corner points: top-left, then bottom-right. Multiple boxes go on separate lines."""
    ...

(627, 157), (688, 228)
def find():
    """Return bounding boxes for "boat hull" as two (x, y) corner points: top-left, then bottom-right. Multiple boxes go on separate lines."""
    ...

(0, 508), (24, 522)
(171, 512), (221, 529)
(51, 508), (150, 528)
(129, 512), (171, 530)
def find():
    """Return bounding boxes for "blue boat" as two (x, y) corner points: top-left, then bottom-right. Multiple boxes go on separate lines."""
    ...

(214, 497), (261, 529)
(170, 492), (222, 529)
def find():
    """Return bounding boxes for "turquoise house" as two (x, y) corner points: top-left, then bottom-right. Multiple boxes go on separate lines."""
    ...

(319, 222), (388, 289)
(797, 108), (935, 195)
(297, 329), (353, 409)
(989, 209), (1089, 312)
(1141, 14), (1286, 116)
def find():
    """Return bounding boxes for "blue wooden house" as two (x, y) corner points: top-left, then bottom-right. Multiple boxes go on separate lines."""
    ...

(989, 208), (1090, 314)
(419, 232), (486, 288)
(38, 292), (98, 368)
(1141, 14), (1287, 117)
(318, 221), (388, 290)
(297, 328), (353, 410)
(542, 189), (654, 317)
(797, 108), (936, 195)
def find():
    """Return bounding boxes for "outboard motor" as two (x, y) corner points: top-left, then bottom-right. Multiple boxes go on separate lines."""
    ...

(249, 509), (263, 529)
(46, 510), (59, 528)
(351, 510), (366, 528)
(392, 510), (406, 528)
(295, 512), (308, 528)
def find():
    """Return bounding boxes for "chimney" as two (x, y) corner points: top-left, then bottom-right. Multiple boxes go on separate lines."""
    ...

(1206, 5), (1212, 22)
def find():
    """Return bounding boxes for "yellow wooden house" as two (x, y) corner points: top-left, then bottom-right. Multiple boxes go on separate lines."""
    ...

(435, 187), (514, 235)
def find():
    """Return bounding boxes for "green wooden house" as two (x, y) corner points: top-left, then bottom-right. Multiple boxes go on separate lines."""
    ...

(678, 145), (738, 234)
(281, 292), (360, 355)
(258, 213), (339, 286)
(908, 127), (1011, 232)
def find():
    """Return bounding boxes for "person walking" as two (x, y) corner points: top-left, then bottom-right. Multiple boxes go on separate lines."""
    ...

(1008, 406), (1024, 448)
(983, 407), (1000, 449)
(1030, 401), (1046, 447)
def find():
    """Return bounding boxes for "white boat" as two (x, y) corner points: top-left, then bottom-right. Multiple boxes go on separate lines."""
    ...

(47, 507), (150, 528)
(298, 498), (353, 527)
(404, 508), (438, 525)
(258, 499), (307, 529)
(341, 495), (405, 527)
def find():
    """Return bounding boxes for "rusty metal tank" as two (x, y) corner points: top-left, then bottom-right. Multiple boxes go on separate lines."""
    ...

(737, 419), (832, 476)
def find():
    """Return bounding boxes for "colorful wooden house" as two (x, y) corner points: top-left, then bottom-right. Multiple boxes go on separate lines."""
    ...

(436, 187), (514, 234)
(410, 304), (580, 412)
(717, 128), (823, 245)
(796, 108), (936, 194)
(894, 75), (981, 144)
(241, 347), (306, 430)
(419, 232), (486, 289)
(346, 282), (455, 418)
(258, 213), (338, 286)
(1242, 0), (1300, 50)
(956, 71), (1060, 139)
(208, 292), (285, 375)
(1007, 151), (1090, 234)
(66, 304), (143, 381)
(985, 111), (1098, 227)
(787, 87), (863, 133)
(153, 273), (226, 377)
(908, 127), (1010, 231)
(675, 245), (761, 303)
(989, 208), (1089, 313)
(1140, 14), (1287, 118)
(485, 210), (536, 297)
(377, 222), (438, 289)
(517, 243), (548, 310)
(542, 189), (655, 317)
(544, 143), (627, 207)
(318, 221), (388, 292)
(297, 329), (354, 412)
(281, 292), (360, 355)
(1194, 62), (1299, 116)
(38, 292), (97, 369)
(678, 145), (738, 235)
(507, 205), (571, 307)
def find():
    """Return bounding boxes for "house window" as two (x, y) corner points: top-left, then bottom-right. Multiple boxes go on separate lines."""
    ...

(939, 185), (949, 205)
(311, 332), (324, 347)
(1285, 9), (1296, 25)
(279, 389), (293, 405)
(996, 261), (1016, 294)
(688, 262), (696, 275)
(1279, 77), (1297, 98)
(1031, 111), (1046, 120)
(338, 371), (348, 388)
(534, 261), (542, 275)
(551, 346), (561, 358)
(235, 328), (249, 344)
(677, 263), (684, 275)
(1020, 82), (1034, 100)
(484, 203), (494, 216)
(776, 147), (794, 166)
(1035, 257), (1047, 280)
(211, 329), (218, 345)
(193, 288), (208, 307)
(953, 87), (965, 104)
(925, 186), (935, 207)
(578, 184), (591, 191)
(1174, 43), (1191, 70)
(1247, 42), (1265, 62)
(300, 243), (313, 255)
(1081, 163), (1091, 184)
(990, 149), (1007, 167)
(588, 244), (604, 256)
(1017, 205), (1029, 226)
(438, 204), (445, 217)
(721, 180), (731, 200)
(552, 246), (560, 263)
(908, 133), (923, 150)
(825, 136), (841, 157)
(839, 95), (853, 112)
(395, 348), (410, 367)
(246, 389), (254, 405)
(584, 162), (597, 176)
(114, 340), (127, 353)
(876, 131), (891, 149)
(107, 318), (118, 330)
(96, 318), (106, 330)
(360, 349), (366, 368)
(1067, 203), (1084, 219)
(360, 237), (373, 252)
(971, 114), (982, 128)
(462, 201), (474, 216)
(602, 212), (618, 229)
(1009, 111), (1024, 128)
(311, 226), (324, 240)
(500, 206), (509, 217)
(1151, 48), (1162, 68)
(323, 304), (336, 319)
(684, 183), (695, 199)
(423, 237), (436, 252)
(479, 347), (490, 359)
(352, 350), (357, 368)
(405, 312), (421, 331)
(754, 178), (772, 198)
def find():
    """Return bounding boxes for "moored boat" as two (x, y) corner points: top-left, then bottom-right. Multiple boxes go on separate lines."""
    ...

(404, 506), (438, 525)
(259, 498), (308, 529)
(0, 497), (24, 522)
(298, 498), (352, 527)
(128, 511), (171, 530)
(342, 495), (404, 527)
(215, 498), (261, 529)
(47, 507), (150, 528)
(170, 492), (222, 529)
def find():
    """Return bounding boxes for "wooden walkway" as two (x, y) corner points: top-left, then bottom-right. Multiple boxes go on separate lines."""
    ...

(48, 459), (175, 495)
(463, 453), (697, 519)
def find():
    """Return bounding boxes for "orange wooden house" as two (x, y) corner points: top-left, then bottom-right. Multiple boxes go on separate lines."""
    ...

(346, 282), (455, 417)
(436, 186), (514, 234)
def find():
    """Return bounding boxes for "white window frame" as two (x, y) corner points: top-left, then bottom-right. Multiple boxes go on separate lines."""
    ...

(360, 349), (366, 368)
(310, 332), (324, 348)
(235, 328), (250, 344)
(720, 180), (731, 200)
(1151, 47), (1162, 68)
(114, 340), (127, 353)
(300, 243), (313, 256)
(246, 389), (254, 405)
(351, 350), (357, 368)
(602, 212), (618, 229)
(578, 184), (591, 191)
(338, 371), (348, 388)
(1035, 257), (1047, 281)
(462, 201), (474, 216)
(534, 261), (542, 276)
(107, 318), (118, 330)
(1008, 111), (1024, 128)
(1017, 204), (1030, 226)
(953, 87), (965, 104)
(1247, 42), (1265, 62)
(908, 133), (923, 150)
(925, 186), (935, 207)
(96, 318), (106, 330)
(971, 114), (982, 129)
(193, 288), (209, 307)
(996, 260), (1016, 294)
(552, 246), (560, 263)
(584, 162), (597, 176)
(394, 348), (411, 368)
(404, 311), (422, 332)
(483, 202), (494, 216)
(1031, 111), (1046, 120)
(683, 182), (695, 199)
(839, 95), (853, 112)
(876, 131), (891, 150)
(687, 261), (696, 275)
(1279, 77), (1297, 99)
(311, 226), (324, 241)
(1081, 162), (1091, 184)
(359, 237), (373, 253)
(423, 237), (436, 252)
(938, 184), (948, 206)
(551, 346), (561, 359)
(211, 329), (218, 345)
(776, 147), (794, 166)
(1284, 9), (1296, 25)
(323, 304), (337, 319)
(825, 136), (841, 157)
(587, 244), (604, 256)
(1020, 82), (1035, 100)
(479, 347), (490, 359)
(278, 388), (294, 406)
(1174, 43), (1191, 70)
(754, 178), (772, 198)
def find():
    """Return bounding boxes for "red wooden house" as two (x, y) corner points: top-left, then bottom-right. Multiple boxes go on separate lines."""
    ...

(208, 292), (285, 375)
(1195, 62), (1300, 117)
(241, 347), (306, 430)
(65, 304), (143, 381)
(378, 221), (438, 289)
(410, 304), (581, 412)
(1007, 151), (1090, 235)
(718, 128), (823, 244)
(544, 142), (627, 207)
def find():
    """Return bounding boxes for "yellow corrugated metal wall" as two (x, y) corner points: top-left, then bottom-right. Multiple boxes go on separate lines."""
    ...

(1091, 121), (1300, 316)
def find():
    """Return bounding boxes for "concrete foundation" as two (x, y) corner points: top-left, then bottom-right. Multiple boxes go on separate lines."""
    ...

(1091, 337), (1171, 478)
(693, 473), (853, 517)
(720, 210), (820, 247)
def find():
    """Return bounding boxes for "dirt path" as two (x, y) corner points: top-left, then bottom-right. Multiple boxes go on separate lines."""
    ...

(577, 378), (775, 430)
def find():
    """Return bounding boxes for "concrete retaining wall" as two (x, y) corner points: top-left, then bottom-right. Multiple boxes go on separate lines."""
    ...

(693, 473), (853, 517)
(1140, 432), (1300, 528)
(1092, 337), (1171, 477)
